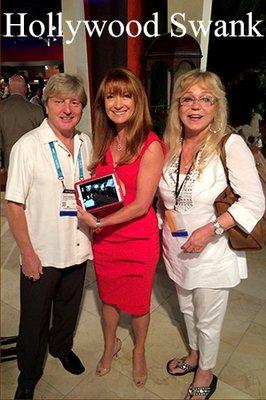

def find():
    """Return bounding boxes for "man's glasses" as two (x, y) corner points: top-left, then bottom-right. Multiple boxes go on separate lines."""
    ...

(179, 95), (216, 107)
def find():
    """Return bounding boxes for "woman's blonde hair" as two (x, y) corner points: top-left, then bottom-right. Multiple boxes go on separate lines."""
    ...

(164, 69), (230, 171)
(43, 73), (87, 108)
(91, 67), (152, 169)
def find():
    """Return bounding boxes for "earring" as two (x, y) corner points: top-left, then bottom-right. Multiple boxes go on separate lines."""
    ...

(209, 123), (221, 134)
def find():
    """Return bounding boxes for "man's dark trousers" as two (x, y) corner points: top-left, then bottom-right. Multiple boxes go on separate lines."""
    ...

(17, 262), (87, 387)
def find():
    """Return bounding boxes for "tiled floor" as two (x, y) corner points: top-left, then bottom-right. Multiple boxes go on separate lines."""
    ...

(1, 193), (266, 399)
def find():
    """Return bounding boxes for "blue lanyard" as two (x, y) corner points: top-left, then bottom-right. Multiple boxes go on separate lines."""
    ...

(49, 141), (84, 188)
(77, 148), (84, 180)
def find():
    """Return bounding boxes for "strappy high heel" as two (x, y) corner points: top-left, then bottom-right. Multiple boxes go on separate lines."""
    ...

(96, 338), (122, 377)
(132, 350), (147, 388)
(133, 371), (147, 388)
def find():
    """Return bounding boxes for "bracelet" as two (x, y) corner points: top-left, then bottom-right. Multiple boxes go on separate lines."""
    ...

(95, 218), (102, 229)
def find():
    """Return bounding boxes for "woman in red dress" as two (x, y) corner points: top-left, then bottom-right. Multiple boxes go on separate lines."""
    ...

(77, 68), (165, 387)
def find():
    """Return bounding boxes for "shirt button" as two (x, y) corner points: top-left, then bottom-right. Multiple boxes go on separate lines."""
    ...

(77, 226), (80, 230)
(77, 243), (80, 246)
(68, 154), (71, 157)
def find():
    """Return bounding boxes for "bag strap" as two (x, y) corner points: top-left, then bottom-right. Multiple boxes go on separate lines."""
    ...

(219, 133), (232, 185)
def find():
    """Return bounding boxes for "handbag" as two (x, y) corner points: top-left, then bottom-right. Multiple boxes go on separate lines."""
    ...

(250, 144), (266, 195)
(214, 134), (266, 251)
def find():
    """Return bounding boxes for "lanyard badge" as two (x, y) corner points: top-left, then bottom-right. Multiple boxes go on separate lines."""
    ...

(60, 189), (77, 216)
(49, 141), (84, 217)
(165, 210), (188, 237)
(166, 146), (199, 237)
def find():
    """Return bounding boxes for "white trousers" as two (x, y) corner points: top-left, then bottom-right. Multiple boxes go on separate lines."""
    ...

(176, 284), (229, 370)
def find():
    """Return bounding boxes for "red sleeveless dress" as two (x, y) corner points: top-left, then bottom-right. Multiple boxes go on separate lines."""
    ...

(92, 132), (165, 315)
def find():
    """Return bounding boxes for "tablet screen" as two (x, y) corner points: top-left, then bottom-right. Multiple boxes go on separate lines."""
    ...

(77, 174), (122, 211)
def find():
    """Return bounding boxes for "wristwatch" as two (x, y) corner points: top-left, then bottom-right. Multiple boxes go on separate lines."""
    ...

(212, 220), (225, 235)
(95, 218), (102, 229)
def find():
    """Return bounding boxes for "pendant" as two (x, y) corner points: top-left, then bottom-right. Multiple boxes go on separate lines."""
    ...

(117, 142), (122, 151)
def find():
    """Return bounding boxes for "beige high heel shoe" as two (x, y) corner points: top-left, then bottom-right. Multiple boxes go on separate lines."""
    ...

(96, 338), (122, 376)
(133, 371), (148, 388)
(132, 350), (148, 388)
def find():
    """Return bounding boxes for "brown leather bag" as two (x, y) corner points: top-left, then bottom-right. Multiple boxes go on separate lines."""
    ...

(214, 134), (266, 251)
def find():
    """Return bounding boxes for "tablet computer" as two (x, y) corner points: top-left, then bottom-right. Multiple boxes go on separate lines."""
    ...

(75, 173), (124, 213)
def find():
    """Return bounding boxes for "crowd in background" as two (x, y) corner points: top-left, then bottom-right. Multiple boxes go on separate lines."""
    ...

(1, 74), (45, 111)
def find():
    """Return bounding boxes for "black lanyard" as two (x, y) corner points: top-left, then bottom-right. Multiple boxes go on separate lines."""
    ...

(174, 149), (198, 208)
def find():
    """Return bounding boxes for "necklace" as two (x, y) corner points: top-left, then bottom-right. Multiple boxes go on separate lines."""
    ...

(114, 137), (124, 151)
(181, 154), (194, 171)
(181, 139), (200, 171)
(116, 139), (123, 151)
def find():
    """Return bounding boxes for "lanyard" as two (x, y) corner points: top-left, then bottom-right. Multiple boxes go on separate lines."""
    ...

(77, 148), (84, 180)
(174, 148), (198, 208)
(49, 141), (84, 189)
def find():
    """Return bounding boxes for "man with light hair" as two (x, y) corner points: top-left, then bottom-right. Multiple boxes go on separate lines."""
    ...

(5, 73), (93, 400)
(0, 75), (44, 171)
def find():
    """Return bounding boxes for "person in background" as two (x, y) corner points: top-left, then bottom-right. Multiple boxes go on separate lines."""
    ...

(0, 75), (44, 172)
(158, 69), (265, 400)
(0, 75), (10, 99)
(30, 86), (45, 113)
(77, 67), (165, 388)
(5, 73), (93, 400)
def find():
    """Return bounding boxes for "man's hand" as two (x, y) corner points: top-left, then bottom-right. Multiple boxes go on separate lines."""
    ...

(21, 249), (43, 281)
(5, 201), (43, 281)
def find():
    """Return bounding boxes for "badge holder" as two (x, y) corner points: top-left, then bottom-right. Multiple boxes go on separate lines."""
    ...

(167, 145), (196, 238)
(165, 210), (188, 237)
(60, 189), (77, 216)
(49, 141), (84, 217)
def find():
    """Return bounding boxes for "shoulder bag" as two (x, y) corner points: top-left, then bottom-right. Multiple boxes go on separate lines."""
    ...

(214, 134), (266, 251)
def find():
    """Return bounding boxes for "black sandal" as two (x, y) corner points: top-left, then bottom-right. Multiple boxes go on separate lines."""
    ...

(187, 374), (218, 399)
(166, 356), (198, 376)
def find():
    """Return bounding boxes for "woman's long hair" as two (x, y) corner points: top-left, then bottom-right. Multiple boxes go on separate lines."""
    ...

(164, 69), (230, 172)
(91, 67), (152, 170)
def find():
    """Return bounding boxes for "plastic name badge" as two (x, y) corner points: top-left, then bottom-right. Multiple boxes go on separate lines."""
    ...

(165, 210), (188, 237)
